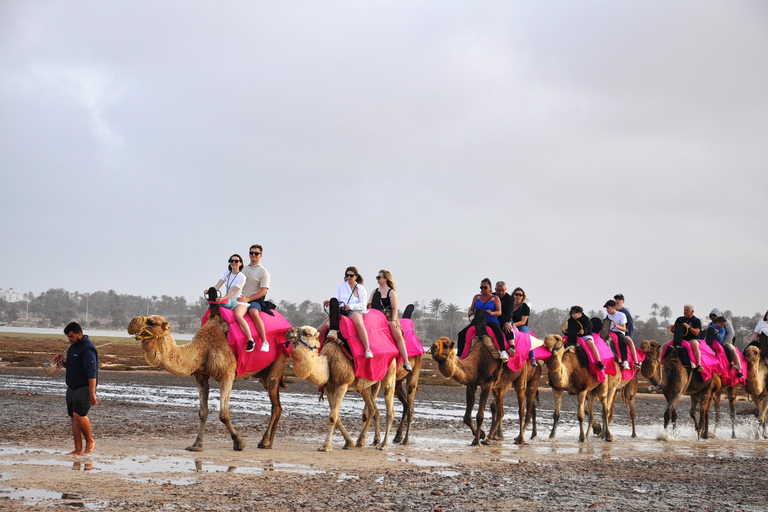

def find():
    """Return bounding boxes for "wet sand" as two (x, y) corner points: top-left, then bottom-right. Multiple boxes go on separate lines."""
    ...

(1, 367), (767, 511)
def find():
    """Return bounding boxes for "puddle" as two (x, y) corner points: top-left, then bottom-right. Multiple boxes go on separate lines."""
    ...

(437, 470), (462, 477)
(0, 487), (68, 504)
(388, 455), (450, 467)
(336, 473), (359, 481)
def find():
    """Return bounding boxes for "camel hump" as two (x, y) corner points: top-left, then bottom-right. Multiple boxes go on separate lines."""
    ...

(403, 304), (415, 319)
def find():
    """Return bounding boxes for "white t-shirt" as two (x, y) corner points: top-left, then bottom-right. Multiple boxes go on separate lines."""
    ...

(605, 311), (627, 333)
(754, 320), (768, 337)
(219, 270), (246, 299)
(242, 264), (270, 298)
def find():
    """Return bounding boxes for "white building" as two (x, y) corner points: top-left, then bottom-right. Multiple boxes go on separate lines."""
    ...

(0, 288), (23, 303)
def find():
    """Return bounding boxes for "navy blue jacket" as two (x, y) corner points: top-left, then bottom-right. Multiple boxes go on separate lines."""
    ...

(618, 307), (634, 338)
(65, 335), (99, 389)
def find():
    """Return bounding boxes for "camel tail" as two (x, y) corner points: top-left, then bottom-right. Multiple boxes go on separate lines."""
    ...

(620, 385), (631, 406)
(279, 373), (287, 390)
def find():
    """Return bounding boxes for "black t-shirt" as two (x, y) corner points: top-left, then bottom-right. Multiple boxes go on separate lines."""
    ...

(676, 315), (702, 340)
(497, 293), (513, 324)
(512, 303), (530, 326)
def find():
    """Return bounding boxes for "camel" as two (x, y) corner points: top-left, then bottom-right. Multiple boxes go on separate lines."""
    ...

(127, 313), (287, 451)
(285, 298), (397, 452)
(488, 362), (541, 443)
(543, 334), (622, 442)
(743, 346), (768, 437)
(639, 340), (721, 439)
(429, 312), (530, 446)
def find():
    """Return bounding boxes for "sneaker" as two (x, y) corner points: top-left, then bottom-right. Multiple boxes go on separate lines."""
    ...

(403, 361), (413, 372)
(365, 349), (374, 359)
(260, 341), (270, 353)
(596, 361), (606, 370)
(622, 360), (630, 370)
(695, 365), (703, 372)
(634, 362), (642, 370)
(530, 358), (538, 367)
(246, 340), (255, 353)
(500, 350), (509, 362)
(326, 330), (338, 342)
(737, 371), (744, 379)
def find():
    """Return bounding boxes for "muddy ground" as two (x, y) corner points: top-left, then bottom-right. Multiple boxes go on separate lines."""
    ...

(1, 366), (766, 512)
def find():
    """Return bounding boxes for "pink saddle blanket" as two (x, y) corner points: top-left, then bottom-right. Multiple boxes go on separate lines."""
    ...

(334, 309), (399, 381)
(459, 326), (506, 359)
(606, 332), (645, 380)
(400, 318), (425, 358)
(502, 329), (532, 373)
(574, 334), (616, 383)
(202, 307), (292, 376)
(661, 339), (746, 386)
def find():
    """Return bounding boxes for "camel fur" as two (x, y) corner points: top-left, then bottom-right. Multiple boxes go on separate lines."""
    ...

(744, 346), (768, 437)
(639, 340), (721, 439)
(127, 314), (287, 451)
(285, 325), (397, 452)
(543, 335), (616, 442)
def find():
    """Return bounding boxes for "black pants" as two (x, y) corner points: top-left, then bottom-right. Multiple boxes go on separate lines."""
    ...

(611, 331), (628, 362)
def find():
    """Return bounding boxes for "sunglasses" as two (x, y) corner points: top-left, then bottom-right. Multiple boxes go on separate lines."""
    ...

(480, 286), (489, 290)
(345, 274), (356, 278)
(229, 259), (241, 264)
(376, 275), (385, 280)
(513, 293), (523, 297)
(249, 251), (261, 256)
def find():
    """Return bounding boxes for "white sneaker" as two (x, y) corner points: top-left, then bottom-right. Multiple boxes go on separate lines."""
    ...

(260, 341), (270, 353)
(622, 360), (630, 370)
(403, 361), (413, 372)
(500, 350), (509, 361)
(365, 349), (373, 359)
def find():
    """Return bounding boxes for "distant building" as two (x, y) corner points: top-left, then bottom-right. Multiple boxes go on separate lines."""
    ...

(0, 288), (23, 303)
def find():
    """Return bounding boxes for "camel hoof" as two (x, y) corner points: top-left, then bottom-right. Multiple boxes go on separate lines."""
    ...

(257, 443), (272, 449)
(318, 445), (331, 452)
(400, 439), (410, 446)
(480, 439), (491, 446)
(392, 435), (403, 444)
(186, 445), (203, 452)
(233, 439), (246, 451)
(343, 443), (355, 450)
(604, 435), (613, 442)
(376, 445), (388, 451)
(514, 436), (525, 445)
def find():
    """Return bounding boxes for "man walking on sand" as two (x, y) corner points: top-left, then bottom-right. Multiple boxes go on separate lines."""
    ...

(63, 322), (98, 455)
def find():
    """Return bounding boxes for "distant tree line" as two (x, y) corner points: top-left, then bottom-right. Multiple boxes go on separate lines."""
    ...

(0, 289), (763, 346)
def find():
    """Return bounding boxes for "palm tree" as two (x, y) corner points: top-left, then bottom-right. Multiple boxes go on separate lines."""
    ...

(650, 303), (659, 318)
(442, 303), (463, 339)
(659, 305), (672, 325)
(429, 298), (445, 319)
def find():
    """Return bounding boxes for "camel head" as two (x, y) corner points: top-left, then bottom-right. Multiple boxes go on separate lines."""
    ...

(128, 315), (172, 364)
(285, 326), (320, 351)
(744, 346), (761, 367)
(639, 340), (662, 383)
(429, 337), (456, 362)
(543, 334), (563, 352)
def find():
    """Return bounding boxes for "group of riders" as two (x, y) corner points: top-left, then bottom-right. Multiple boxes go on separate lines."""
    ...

(209, 246), (768, 377)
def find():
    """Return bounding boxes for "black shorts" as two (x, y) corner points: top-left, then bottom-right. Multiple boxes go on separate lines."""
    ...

(66, 386), (92, 417)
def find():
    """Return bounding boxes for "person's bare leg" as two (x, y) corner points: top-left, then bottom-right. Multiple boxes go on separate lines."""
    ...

(234, 306), (253, 340)
(586, 338), (601, 361)
(390, 322), (408, 361)
(627, 337), (639, 364)
(68, 415), (83, 455)
(248, 309), (268, 348)
(350, 313), (370, 352)
(691, 340), (703, 367)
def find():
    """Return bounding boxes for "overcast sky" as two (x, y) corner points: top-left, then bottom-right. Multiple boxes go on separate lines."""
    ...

(2, 1), (767, 321)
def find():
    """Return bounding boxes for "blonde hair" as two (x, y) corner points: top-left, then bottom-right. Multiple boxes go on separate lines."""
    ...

(378, 269), (396, 291)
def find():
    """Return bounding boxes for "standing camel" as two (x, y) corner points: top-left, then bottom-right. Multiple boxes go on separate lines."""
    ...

(127, 313), (288, 451)
(743, 346), (768, 437)
(286, 298), (397, 452)
(543, 334), (618, 442)
(429, 311), (530, 445)
(639, 340), (721, 439)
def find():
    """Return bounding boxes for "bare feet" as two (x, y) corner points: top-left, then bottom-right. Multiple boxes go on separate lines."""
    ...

(67, 449), (84, 455)
(84, 440), (96, 454)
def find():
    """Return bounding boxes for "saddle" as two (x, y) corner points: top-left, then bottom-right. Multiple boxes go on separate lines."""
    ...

(564, 340), (590, 369)
(663, 344), (692, 368)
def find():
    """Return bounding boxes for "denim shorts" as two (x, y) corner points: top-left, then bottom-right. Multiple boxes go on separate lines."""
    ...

(66, 386), (92, 417)
(247, 301), (262, 312)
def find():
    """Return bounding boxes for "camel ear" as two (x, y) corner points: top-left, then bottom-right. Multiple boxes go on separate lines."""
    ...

(162, 321), (170, 332)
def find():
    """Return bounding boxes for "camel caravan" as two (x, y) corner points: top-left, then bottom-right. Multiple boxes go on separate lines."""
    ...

(126, 271), (768, 451)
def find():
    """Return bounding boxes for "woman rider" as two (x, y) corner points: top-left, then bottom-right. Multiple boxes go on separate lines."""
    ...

(368, 269), (412, 372)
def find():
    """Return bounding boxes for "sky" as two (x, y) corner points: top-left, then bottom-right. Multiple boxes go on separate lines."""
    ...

(2, 1), (767, 321)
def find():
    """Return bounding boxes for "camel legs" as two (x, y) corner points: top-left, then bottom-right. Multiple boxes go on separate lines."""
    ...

(320, 384), (355, 452)
(257, 367), (284, 449)
(523, 387), (538, 440)
(188, 373), (210, 452)
(472, 384), (492, 446)
(549, 388), (563, 441)
(663, 389), (683, 432)
(463, 383), (480, 439)
(356, 386), (379, 448)
(511, 379), (527, 444)
(757, 395), (768, 439)
(484, 389), (504, 446)
(378, 369), (397, 450)
(217, 377), (246, 451)
(393, 369), (417, 445)
(577, 390), (589, 442)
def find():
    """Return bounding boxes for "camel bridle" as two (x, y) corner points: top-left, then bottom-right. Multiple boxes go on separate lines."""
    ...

(129, 316), (169, 341)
